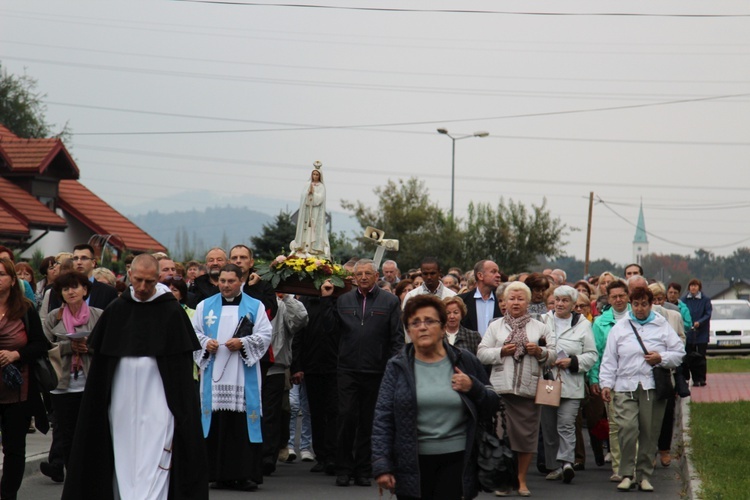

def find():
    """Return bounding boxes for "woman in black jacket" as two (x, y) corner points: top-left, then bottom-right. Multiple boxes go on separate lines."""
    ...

(372, 295), (499, 500)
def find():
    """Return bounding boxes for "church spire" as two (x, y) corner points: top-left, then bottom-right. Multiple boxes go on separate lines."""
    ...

(633, 201), (649, 265)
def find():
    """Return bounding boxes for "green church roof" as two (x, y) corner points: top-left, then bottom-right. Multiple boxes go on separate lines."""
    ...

(634, 202), (648, 244)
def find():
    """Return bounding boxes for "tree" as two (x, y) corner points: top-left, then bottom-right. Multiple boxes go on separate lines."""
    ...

(342, 177), (463, 271)
(342, 178), (567, 273)
(0, 63), (69, 140)
(250, 211), (297, 261)
(464, 198), (567, 274)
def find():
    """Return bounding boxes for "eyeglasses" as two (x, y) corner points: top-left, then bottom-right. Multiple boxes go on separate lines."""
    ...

(72, 256), (93, 262)
(574, 304), (590, 310)
(407, 319), (441, 329)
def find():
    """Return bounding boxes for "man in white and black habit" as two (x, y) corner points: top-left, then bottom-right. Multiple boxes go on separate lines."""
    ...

(62, 254), (208, 500)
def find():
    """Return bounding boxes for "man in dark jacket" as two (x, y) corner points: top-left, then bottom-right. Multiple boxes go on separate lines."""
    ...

(682, 278), (712, 386)
(459, 260), (503, 335)
(291, 282), (339, 475)
(333, 259), (404, 487)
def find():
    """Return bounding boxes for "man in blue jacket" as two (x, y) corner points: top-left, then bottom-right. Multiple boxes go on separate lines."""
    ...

(682, 279), (712, 387)
(333, 259), (404, 487)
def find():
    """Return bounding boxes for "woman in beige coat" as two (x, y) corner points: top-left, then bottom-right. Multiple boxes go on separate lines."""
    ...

(478, 281), (555, 497)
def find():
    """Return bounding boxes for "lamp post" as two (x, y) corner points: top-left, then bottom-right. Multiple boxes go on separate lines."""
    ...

(437, 128), (489, 220)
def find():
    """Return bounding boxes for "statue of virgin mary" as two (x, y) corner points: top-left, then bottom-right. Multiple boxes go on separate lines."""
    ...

(290, 162), (330, 259)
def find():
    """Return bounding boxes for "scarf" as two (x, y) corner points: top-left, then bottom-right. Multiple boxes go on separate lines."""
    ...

(62, 302), (90, 375)
(505, 313), (532, 362)
(629, 310), (655, 325)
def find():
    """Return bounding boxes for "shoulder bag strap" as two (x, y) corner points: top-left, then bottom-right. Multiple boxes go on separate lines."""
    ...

(628, 321), (649, 355)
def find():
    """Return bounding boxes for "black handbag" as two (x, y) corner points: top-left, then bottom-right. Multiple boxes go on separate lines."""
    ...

(476, 399), (519, 493)
(33, 353), (59, 392)
(2, 364), (23, 389)
(629, 321), (674, 400)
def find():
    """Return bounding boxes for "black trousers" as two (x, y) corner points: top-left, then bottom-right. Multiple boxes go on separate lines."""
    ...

(0, 401), (31, 500)
(47, 392), (83, 469)
(306, 372), (338, 465)
(683, 343), (707, 383)
(335, 370), (382, 478)
(261, 373), (286, 466)
(658, 395), (676, 451)
(396, 451), (465, 500)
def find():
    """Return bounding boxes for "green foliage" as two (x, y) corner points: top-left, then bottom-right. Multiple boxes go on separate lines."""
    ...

(690, 401), (750, 499)
(329, 230), (361, 263)
(707, 357), (750, 374)
(0, 62), (70, 140)
(250, 211), (297, 261)
(28, 248), (45, 281)
(342, 177), (567, 273)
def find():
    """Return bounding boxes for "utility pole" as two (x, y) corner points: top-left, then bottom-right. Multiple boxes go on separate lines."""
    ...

(584, 192), (594, 277)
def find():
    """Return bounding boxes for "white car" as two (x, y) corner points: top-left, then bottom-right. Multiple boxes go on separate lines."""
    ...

(707, 300), (750, 354)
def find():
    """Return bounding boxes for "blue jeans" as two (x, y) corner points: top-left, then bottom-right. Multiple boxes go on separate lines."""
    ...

(288, 382), (313, 451)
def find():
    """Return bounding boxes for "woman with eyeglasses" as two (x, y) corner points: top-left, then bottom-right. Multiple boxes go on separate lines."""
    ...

(372, 295), (498, 500)
(477, 281), (555, 497)
(574, 293), (593, 321)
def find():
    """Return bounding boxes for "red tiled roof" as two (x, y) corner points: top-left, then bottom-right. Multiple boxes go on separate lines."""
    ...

(0, 177), (67, 229)
(0, 125), (78, 177)
(57, 180), (166, 253)
(0, 204), (28, 236)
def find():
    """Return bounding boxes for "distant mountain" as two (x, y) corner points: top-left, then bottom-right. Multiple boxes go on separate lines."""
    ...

(127, 203), (362, 261)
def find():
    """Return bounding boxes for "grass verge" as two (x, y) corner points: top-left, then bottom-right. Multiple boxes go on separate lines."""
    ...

(690, 401), (750, 499)
(707, 357), (750, 373)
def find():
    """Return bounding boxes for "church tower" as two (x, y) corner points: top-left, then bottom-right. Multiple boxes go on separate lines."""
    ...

(633, 201), (649, 265)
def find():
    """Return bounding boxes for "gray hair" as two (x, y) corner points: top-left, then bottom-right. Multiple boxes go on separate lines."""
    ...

(553, 285), (578, 302)
(495, 283), (508, 301)
(382, 259), (399, 270)
(627, 275), (648, 290)
(354, 259), (378, 274)
(503, 281), (531, 302)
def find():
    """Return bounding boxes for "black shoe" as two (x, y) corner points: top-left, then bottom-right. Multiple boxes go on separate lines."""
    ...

(310, 462), (326, 473)
(573, 462), (585, 471)
(537, 462), (550, 474)
(354, 476), (372, 487)
(262, 461), (276, 476)
(40, 462), (64, 483)
(336, 475), (351, 486)
(235, 479), (259, 491)
(324, 462), (336, 476)
(210, 481), (233, 490)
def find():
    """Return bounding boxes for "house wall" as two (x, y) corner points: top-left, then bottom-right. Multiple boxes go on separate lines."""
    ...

(713, 284), (750, 301)
(20, 209), (94, 259)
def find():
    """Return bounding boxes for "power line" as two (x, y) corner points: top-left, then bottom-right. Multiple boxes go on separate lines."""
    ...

(9, 40), (750, 84)
(172, 1), (750, 18)
(596, 197), (750, 249)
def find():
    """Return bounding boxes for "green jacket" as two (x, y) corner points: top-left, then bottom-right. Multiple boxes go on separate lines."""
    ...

(677, 300), (693, 332)
(588, 305), (631, 385)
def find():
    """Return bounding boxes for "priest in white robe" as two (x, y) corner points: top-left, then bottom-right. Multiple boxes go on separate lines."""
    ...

(193, 264), (272, 491)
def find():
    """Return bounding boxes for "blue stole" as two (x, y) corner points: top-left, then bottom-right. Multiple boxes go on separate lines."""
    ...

(200, 293), (263, 443)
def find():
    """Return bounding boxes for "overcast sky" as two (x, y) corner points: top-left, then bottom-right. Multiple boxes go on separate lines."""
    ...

(2, 0), (749, 266)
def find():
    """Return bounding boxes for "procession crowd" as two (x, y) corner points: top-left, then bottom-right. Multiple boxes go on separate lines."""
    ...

(0, 243), (712, 499)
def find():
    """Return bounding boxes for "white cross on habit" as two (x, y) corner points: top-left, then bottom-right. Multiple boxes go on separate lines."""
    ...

(204, 310), (218, 327)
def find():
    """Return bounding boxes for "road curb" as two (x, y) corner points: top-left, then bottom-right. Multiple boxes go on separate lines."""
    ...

(678, 397), (703, 499)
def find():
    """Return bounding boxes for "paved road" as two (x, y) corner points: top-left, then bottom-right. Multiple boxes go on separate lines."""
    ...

(688, 372), (750, 403)
(20, 448), (682, 499)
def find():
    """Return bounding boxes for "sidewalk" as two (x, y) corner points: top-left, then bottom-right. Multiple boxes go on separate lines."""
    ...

(687, 372), (750, 403)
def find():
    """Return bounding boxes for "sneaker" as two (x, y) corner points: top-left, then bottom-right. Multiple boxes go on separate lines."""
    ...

(286, 448), (297, 462)
(545, 468), (563, 480)
(604, 452), (612, 463)
(562, 463), (575, 484)
(617, 476), (636, 491)
(610, 473), (623, 482)
(639, 479), (654, 492)
(300, 449), (315, 462)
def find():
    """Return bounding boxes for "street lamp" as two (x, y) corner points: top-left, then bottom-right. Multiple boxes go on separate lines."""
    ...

(437, 128), (489, 220)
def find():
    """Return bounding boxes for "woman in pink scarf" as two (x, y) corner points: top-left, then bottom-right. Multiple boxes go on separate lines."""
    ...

(40, 271), (103, 484)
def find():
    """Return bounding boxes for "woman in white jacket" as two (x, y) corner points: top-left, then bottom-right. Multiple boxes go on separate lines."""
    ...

(477, 281), (554, 497)
(540, 286), (598, 484)
(600, 286), (685, 493)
